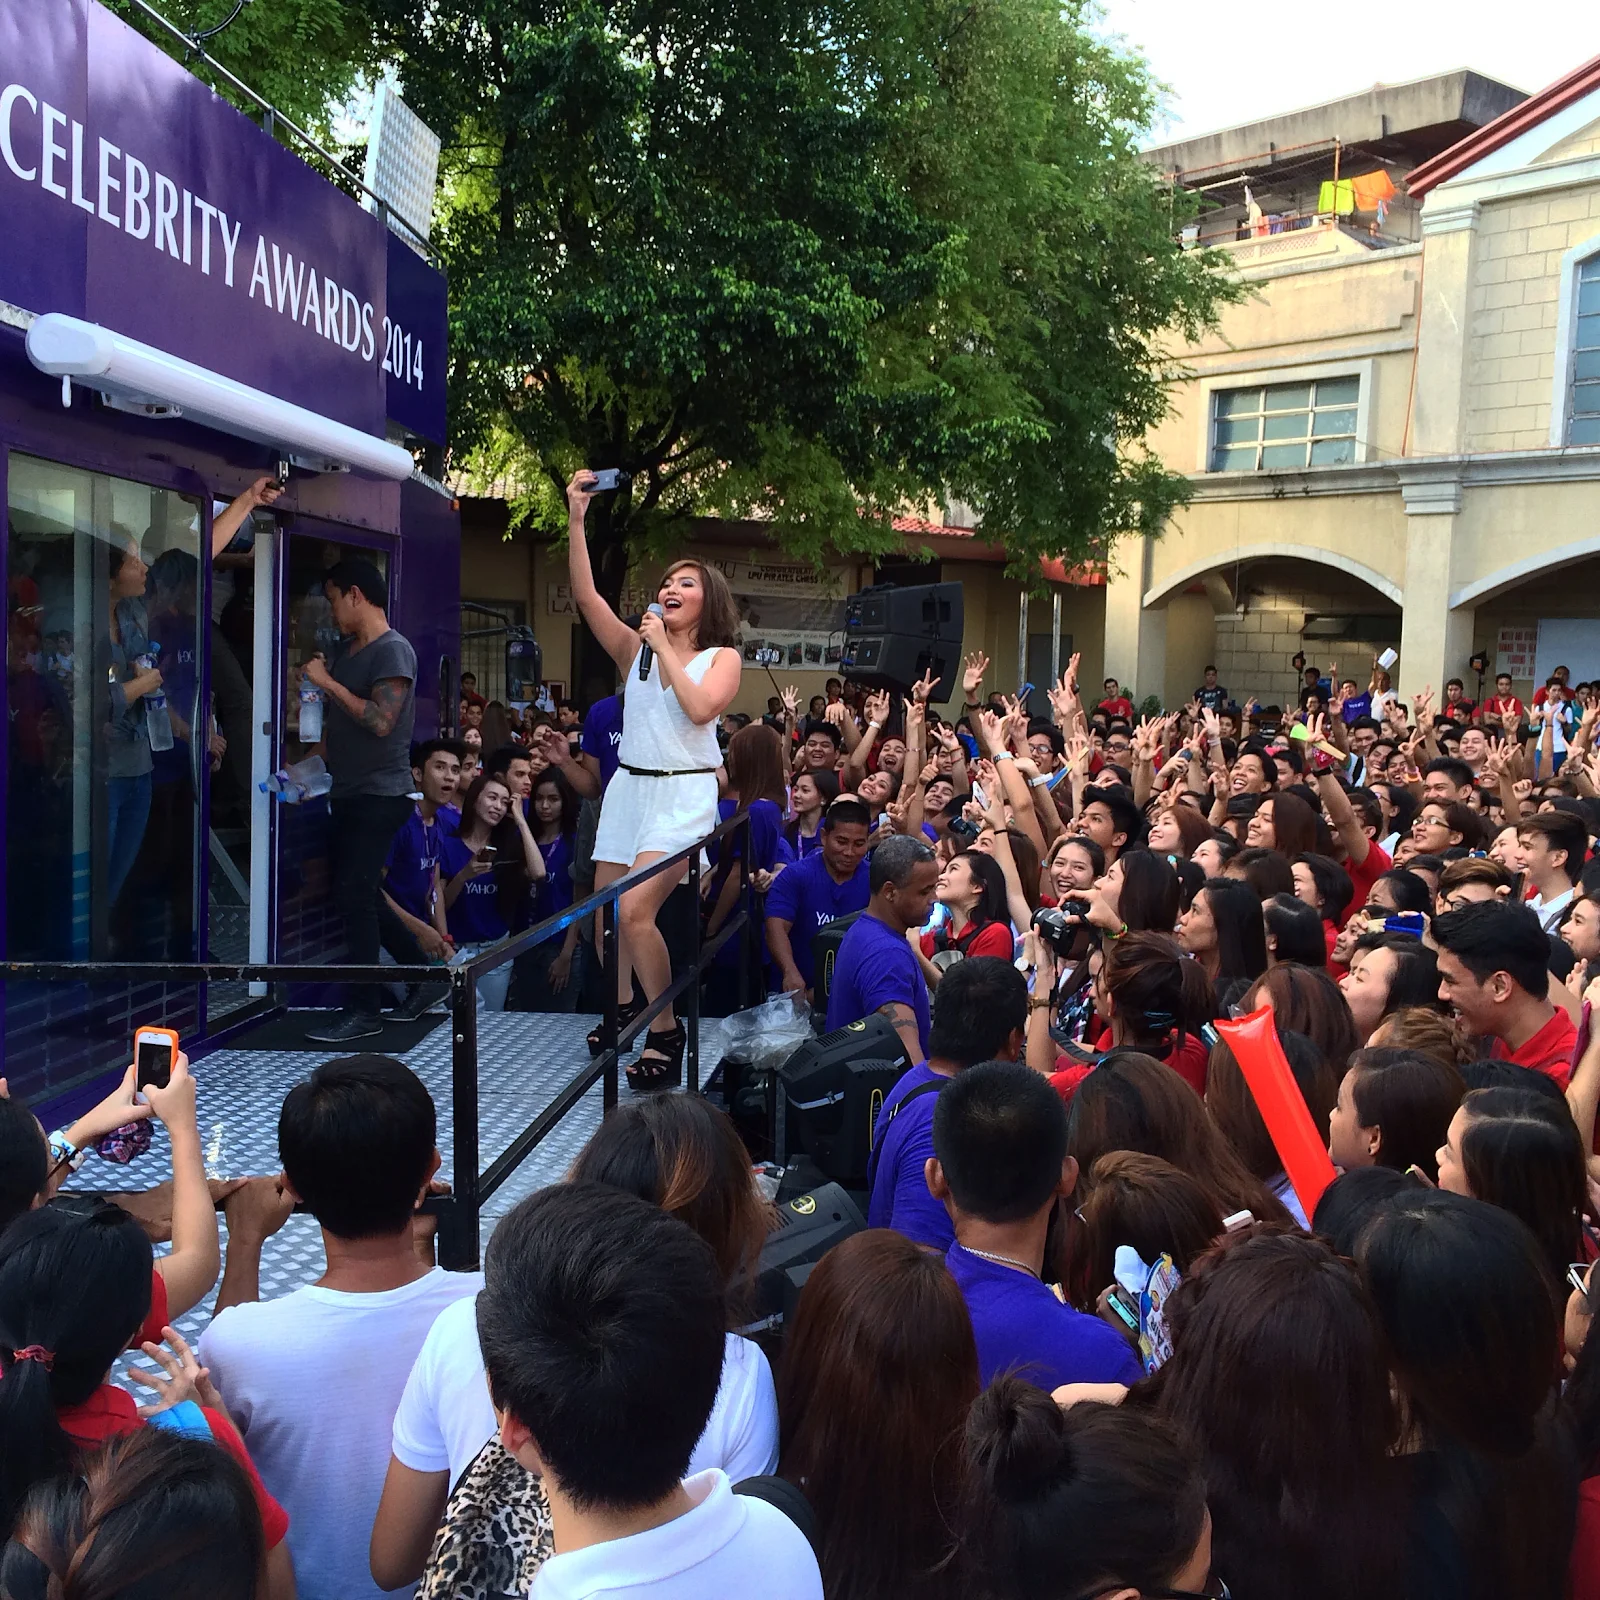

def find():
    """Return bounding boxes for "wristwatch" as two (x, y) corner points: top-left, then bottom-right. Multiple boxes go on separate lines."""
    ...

(994, 750), (1015, 763)
(47, 1129), (86, 1172)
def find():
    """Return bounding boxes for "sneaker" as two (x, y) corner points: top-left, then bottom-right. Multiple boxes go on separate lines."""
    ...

(303, 1010), (384, 1045)
(392, 982), (449, 1022)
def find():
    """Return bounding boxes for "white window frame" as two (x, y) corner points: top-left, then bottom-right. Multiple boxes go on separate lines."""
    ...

(1549, 231), (1600, 448)
(1195, 357), (1374, 474)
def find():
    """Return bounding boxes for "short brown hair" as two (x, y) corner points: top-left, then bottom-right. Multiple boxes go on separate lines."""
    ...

(660, 560), (741, 650)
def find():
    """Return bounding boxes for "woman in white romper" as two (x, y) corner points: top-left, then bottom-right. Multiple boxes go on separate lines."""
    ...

(566, 470), (743, 1087)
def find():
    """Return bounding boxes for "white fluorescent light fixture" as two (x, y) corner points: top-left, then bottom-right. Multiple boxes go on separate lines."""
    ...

(25, 312), (414, 481)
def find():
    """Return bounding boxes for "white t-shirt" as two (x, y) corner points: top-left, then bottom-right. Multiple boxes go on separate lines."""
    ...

(530, 1469), (821, 1600)
(198, 1267), (482, 1600)
(393, 1295), (778, 1488)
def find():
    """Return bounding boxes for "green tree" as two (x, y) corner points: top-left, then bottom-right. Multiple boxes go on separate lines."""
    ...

(102, 0), (383, 140)
(370, 0), (1233, 601)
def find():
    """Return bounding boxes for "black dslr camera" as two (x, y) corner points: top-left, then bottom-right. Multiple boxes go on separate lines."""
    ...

(1031, 901), (1091, 956)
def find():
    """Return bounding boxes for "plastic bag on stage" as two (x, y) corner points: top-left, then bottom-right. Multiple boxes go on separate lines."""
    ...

(720, 992), (813, 1076)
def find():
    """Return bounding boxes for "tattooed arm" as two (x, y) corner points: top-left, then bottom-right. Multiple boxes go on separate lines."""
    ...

(303, 660), (411, 738)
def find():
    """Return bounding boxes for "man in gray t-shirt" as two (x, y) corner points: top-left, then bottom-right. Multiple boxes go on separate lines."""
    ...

(301, 558), (421, 1044)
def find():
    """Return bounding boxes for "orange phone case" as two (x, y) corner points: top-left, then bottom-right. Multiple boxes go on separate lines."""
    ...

(133, 1026), (181, 1073)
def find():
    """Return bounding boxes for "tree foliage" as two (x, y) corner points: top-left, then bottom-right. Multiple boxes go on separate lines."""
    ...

(102, 0), (384, 141)
(367, 0), (1236, 597)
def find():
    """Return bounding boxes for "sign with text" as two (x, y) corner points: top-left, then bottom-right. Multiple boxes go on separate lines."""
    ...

(0, 0), (446, 443)
(1495, 625), (1538, 678)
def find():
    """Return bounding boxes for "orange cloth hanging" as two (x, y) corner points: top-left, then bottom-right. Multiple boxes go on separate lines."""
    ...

(1349, 169), (1398, 212)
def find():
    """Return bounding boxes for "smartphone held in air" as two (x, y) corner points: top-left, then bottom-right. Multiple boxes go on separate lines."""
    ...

(134, 1027), (180, 1092)
(588, 468), (632, 492)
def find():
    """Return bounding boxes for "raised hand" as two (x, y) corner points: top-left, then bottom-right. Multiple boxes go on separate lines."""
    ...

(1067, 731), (1092, 777)
(913, 667), (937, 705)
(780, 685), (801, 719)
(919, 757), (940, 786)
(823, 701), (849, 728)
(864, 689), (892, 726)
(977, 708), (1006, 758)
(1065, 652), (1080, 696)
(962, 651), (990, 699)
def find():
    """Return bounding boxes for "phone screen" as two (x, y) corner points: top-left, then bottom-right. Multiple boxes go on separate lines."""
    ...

(136, 1037), (173, 1090)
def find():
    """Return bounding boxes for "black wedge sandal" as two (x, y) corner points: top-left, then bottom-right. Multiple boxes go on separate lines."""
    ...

(626, 1021), (685, 1093)
(587, 988), (645, 1057)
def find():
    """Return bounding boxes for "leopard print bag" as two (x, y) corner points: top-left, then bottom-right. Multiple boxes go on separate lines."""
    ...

(416, 1437), (555, 1600)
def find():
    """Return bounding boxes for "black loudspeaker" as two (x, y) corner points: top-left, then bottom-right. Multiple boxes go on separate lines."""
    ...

(841, 581), (964, 703)
(752, 1182), (867, 1327)
(778, 1015), (911, 1173)
(811, 910), (865, 1017)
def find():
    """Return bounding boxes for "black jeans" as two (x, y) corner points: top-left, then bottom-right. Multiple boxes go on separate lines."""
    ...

(329, 794), (418, 1014)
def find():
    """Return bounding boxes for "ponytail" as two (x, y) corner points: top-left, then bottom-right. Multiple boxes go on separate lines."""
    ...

(962, 1376), (1207, 1599)
(0, 1205), (152, 1536)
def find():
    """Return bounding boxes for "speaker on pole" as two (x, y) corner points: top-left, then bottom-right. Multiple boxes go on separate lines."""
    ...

(841, 581), (964, 704)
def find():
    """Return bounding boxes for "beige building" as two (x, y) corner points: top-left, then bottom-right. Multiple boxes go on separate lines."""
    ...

(1111, 62), (1600, 710)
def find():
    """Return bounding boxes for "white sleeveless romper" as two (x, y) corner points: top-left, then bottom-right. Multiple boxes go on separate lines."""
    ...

(592, 645), (726, 865)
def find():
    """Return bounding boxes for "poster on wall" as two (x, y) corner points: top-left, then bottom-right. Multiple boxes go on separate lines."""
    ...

(713, 558), (847, 669)
(1495, 626), (1538, 679)
(547, 555), (848, 669)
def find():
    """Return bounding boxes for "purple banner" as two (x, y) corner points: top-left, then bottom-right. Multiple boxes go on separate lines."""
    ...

(0, 0), (446, 442)
(384, 230), (448, 445)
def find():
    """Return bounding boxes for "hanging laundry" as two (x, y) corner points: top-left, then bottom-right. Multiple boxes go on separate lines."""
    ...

(1244, 183), (1267, 237)
(1349, 169), (1398, 212)
(1317, 179), (1355, 216)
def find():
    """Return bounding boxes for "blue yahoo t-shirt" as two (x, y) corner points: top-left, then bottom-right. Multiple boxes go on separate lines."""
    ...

(946, 1243), (1143, 1391)
(868, 1061), (954, 1251)
(384, 808), (445, 922)
(437, 831), (510, 944)
(765, 851), (871, 987)
(581, 696), (623, 788)
(824, 910), (930, 1055)
(529, 831), (575, 923)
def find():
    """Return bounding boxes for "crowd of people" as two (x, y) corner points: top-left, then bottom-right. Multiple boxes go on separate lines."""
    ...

(9, 524), (1600, 1599)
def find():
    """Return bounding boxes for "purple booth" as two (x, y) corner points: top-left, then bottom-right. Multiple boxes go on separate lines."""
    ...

(0, 0), (459, 1102)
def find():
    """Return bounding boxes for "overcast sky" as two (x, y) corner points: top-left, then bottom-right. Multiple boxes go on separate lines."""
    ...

(1095, 0), (1600, 146)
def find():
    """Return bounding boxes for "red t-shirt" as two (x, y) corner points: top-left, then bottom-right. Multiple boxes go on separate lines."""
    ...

(58, 1385), (289, 1547)
(1341, 839), (1392, 925)
(1571, 1477), (1600, 1600)
(136, 1268), (169, 1350)
(1490, 1008), (1578, 1090)
(1482, 694), (1524, 722)
(1096, 697), (1134, 721)
(920, 920), (1015, 961)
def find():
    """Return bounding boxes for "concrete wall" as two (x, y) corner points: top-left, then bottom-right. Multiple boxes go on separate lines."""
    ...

(1463, 187), (1600, 451)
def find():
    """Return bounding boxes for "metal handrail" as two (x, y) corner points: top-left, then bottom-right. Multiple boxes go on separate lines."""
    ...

(4, 806), (760, 1270)
(119, 0), (438, 261)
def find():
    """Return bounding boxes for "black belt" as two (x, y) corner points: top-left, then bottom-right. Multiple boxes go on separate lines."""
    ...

(619, 761), (719, 778)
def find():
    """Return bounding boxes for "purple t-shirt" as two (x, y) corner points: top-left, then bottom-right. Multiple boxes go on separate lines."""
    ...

(1341, 691), (1373, 725)
(438, 831), (509, 944)
(765, 851), (871, 987)
(946, 1243), (1144, 1391)
(383, 808), (444, 922)
(867, 1061), (953, 1250)
(823, 910), (930, 1056)
(581, 696), (623, 788)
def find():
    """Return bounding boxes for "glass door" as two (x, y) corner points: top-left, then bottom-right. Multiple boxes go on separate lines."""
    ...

(5, 453), (204, 1092)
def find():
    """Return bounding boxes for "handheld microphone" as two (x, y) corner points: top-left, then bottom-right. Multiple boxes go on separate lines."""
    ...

(639, 602), (665, 681)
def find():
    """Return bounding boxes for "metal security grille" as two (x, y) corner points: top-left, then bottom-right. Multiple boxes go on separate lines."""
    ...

(459, 597), (527, 704)
(1211, 375), (1359, 471)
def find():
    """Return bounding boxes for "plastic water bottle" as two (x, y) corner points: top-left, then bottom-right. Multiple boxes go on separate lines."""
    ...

(297, 681), (324, 743)
(260, 754), (333, 804)
(140, 646), (174, 753)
